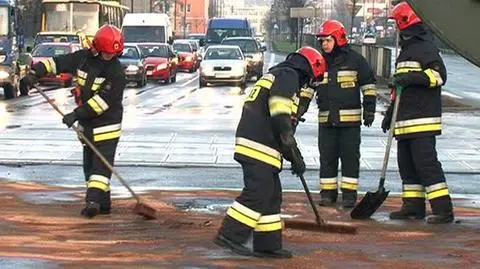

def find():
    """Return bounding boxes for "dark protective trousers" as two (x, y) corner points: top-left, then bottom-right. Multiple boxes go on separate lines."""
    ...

(397, 136), (453, 214)
(82, 134), (119, 209)
(218, 163), (283, 252)
(318, 126), (361, 192)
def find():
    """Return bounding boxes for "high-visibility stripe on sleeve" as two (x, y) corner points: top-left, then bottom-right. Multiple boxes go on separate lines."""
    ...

(402, 184), (425, 198)
(255, 78), (273, 89)
(320, 177), (338, 190)
(87, 95), (109, 115)
(93, 123), (121, 142)
(423, 68), (444, 88)
(395, 61), (422, 74)
(300, 87), (315, 99)
(226, 201), (261, 228)
(40, 58), (57, 74)
(254, 214), (282, 232)
(426, 182), (449, 200)
(268, 96), (292, 116)
(340, 177), (358, 191)
(360, 84), (376, 96)
(87, 174), (110, 191)
(92, 77), (106, 92)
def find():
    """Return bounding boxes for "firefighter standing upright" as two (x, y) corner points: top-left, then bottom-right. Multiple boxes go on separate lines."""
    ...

(21, 25), (126, 219)
(383, 2), (454, 224)
(214, 47), (326, 259)
(314, 20), (377, 208)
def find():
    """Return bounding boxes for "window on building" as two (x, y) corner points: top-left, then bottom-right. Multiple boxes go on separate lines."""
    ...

(187, 4), (191, 13)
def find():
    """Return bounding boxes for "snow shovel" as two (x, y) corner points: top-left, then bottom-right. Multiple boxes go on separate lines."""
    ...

(36, 87), (157, 220)
(350, 86), (402, 219)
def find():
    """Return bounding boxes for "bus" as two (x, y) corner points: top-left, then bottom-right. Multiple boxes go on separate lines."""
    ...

(205, 17), (253, 48)
(40, 0), (129, 46)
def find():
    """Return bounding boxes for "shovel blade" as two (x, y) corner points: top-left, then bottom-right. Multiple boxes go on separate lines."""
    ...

(350, 189), (390, 219)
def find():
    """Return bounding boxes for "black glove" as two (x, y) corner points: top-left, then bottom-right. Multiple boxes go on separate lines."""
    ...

(381, 105), (393, 133)
(20, 73), (37, 88)
(363, 111), (375, 127)
(62, 111), (78, 128)
(280, 132), (306, 176)
(393, 72), (429, 88)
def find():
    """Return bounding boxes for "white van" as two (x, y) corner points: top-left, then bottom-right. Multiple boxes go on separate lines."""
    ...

(122, 13), (173, 44)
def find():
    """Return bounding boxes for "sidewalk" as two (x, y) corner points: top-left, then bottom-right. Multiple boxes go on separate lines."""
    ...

(0, 180), (478, 268)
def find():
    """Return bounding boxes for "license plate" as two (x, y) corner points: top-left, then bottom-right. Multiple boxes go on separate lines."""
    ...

(215, 74), (230, 78)
(146, 71), (153, 75)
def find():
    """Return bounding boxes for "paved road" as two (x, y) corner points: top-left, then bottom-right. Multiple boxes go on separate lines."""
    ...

(1, 51), (480, 196)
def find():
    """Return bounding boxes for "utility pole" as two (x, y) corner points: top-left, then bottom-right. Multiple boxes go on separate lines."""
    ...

(350, 0), (356, 35)
(131, 0), (134, 12)
(174, 0), (177, 33)
(183, 0), (187, 38)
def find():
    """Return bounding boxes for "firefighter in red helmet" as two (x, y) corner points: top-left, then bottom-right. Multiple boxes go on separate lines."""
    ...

(214, 47), (326, 259)
(383, 2), (454, 224)
(21, 25), (127, 218)
(314, 20), (377, 208)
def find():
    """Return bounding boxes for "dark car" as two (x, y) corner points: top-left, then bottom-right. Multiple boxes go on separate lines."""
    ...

(221, 36), (266, 80)
(119, 44), (147, 87)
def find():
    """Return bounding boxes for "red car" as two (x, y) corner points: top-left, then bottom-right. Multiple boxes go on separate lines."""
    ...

(31, 42), (82, 87)
(138, 43), (177, 84)
(173, 41), (198, 72)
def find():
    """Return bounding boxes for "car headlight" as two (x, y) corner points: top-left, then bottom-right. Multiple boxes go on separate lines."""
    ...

(0, 70), (9, 79)
(252, 53), (263, 62)
(0, 55), (5, 63)
(157, 63), (168, 70)
(126, 65), (139, 71)
(185, 56), (193, 61)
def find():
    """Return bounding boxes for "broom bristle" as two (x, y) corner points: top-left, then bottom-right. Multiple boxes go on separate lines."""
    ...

(132, 203), (157, 220)
(284, 220), (357, 234)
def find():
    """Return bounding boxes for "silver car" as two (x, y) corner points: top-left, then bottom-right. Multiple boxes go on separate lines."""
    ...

(199, 45), (247, 88)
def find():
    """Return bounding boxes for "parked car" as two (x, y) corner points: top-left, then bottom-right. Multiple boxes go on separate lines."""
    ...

(137, 43), (177, 84)
(31, 42), (82, 87)
(221, 36), (266, 79)
(199, 45), (247, 88)
(119, 43), (147, 87)
(362, 33), (377, 45)
(188, 33), (206, 47)
(172, 40), (198, 72)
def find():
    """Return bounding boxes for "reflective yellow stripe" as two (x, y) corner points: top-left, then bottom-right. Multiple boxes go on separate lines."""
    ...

(337, 70), (358, 77)
(78, 78), (86, 86)
(319, 116), (328, 123)
(94, 130), (121, 142)
(337, 76), (357, 83)
(340, 182), (358, 190)
(402, 191), (425, 198)
(232, 201), (261, 219)
(403, 184), (424, 191)
(423, 68), (444, 88)
(236, 137), (281, 158)
(396, 61), (422, 69)
(269, 96), (292, 116)
(254, 214), (282, 232)
(395, 117), (441, 127)
(77, 70), (87, 78)
(256, 79), (273, 89)
(300, 87), (314, 99)
(320, 183), (338, 190)
(363, 89), (376, 96)
(235, 145), (282, 169)
(427, 189), (449, 200)
(340, 115), (362, 122)
(292, 103), (298, 114)
(40, 58), (55, 74)
(92, 84), (101, 91)
(93, 124), (122, 135)
(227, 208), (258, 228)
(87, 98), (103, 114)
(87, 174), (110, 191)
(394, 123), (442, 135)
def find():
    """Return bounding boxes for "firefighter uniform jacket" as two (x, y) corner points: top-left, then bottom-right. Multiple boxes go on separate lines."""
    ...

(315, 46), (376, 126)
(234, 67), (300, 172)
(33, 49), (126, 143)
(393, 38), (446, 140)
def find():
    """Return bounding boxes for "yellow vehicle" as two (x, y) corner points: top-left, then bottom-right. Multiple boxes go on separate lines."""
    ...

(40, 0), (129, 48)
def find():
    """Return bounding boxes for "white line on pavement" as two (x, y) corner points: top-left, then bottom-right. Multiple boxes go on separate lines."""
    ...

(180, 74), (199, 87)
(442, 91), (463, 99)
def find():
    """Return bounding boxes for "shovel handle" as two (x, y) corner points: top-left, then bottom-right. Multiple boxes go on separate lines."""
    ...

(379, 86), (402, 189)
(35, 86), (141, 203)
(298, 174), (326, 225)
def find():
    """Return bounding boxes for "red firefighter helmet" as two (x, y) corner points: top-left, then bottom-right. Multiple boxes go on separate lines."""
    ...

(316, 20), (348, 47)
(390, 2), (422, 30)
(290, 46), (326, 87)
(93, 24), (124, 54)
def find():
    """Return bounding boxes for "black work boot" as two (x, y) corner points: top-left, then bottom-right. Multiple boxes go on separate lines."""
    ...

(214, 234), (254, 257)
(318, 190), (338, 207)
(389, 198), (426, 220)
(99, 191), (111, 215)
(81, 188), (108, 218)
(81, 201), (101, 218)
(427, 197), (454, 224)
(341, 190), (357, 208)
(253, 249), (293, 259)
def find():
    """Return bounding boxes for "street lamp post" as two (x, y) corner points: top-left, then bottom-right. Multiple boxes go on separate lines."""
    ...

(183, 0), (187, 38)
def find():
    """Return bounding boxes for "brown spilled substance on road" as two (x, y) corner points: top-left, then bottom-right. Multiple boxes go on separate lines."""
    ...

(0, 179), (479, 268)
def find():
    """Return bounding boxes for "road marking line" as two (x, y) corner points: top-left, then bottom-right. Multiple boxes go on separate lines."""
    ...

(442, 91), (463, 99)
(180, 74), (199, 87)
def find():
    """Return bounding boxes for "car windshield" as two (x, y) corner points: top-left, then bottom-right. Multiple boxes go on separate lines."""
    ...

(35, 35), (80, 44)
(204, 48), (242, 60)
(121, 46), (140, 59)
(32, 45), (70, 57)
(123, 26), (166, 43)
(221, 39), (258, 53)
(138, 45), (169, 58)
(206, 28), (249, 43)
(173, 43), (191, 52)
